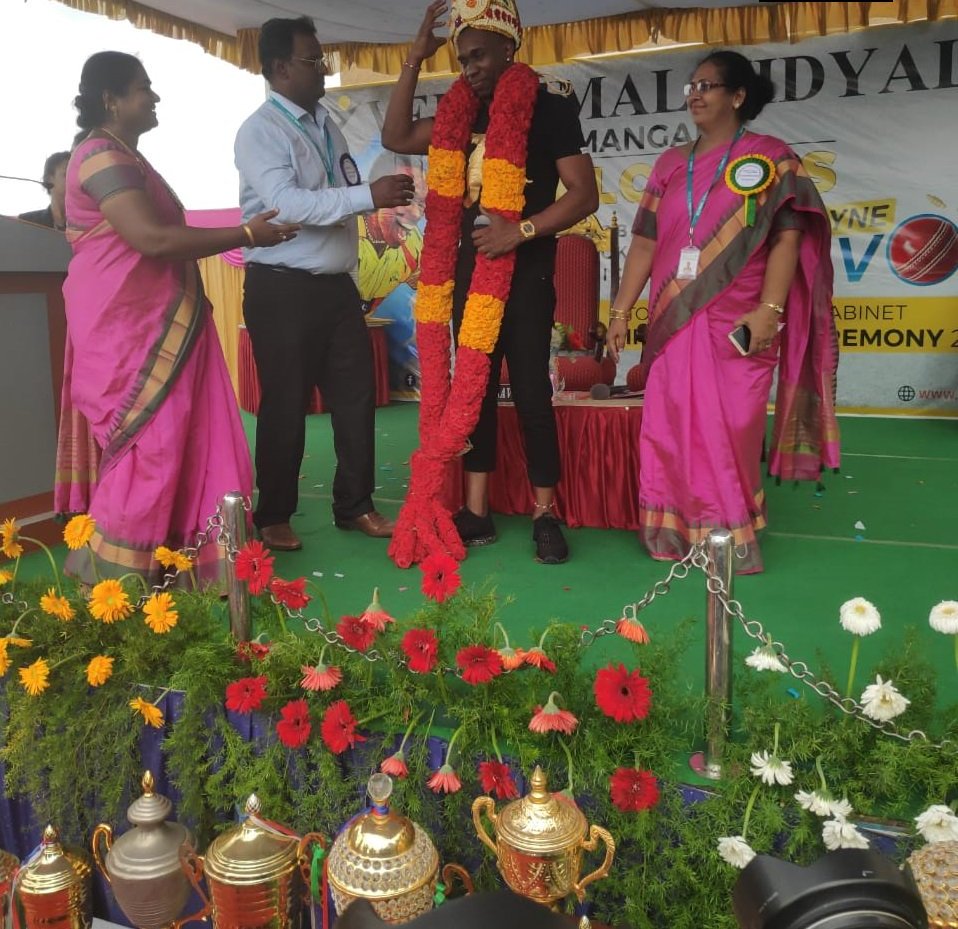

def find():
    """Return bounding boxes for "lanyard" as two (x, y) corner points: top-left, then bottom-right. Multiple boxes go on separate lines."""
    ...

(270, 97), (336, 186)
(686, 125), (744, 244)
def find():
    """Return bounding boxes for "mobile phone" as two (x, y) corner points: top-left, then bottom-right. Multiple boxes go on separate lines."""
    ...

(728, 324), (751, 356)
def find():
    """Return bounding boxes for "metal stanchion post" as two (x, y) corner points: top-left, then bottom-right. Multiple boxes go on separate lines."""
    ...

(690, 528), (734, 780)
(221, 491), (251, 642)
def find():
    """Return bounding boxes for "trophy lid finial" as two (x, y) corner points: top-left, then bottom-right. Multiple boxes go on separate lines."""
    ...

(141, 770), (155, 796)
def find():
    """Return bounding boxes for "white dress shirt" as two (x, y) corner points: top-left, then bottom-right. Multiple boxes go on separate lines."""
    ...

(234, 90), (375, 274)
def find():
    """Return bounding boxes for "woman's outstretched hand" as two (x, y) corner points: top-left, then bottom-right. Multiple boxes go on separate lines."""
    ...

(246, 208), (302, 247)
(409, 0), (449, 64)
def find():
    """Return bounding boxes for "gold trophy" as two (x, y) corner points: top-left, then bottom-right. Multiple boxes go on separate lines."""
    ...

(92, 770), (201, 929)
(179, 794), (324, 929)
(327, 773), (473, 924)
(14, 825), (93, 929)
(472, 766), (615, 908)
(1, 847), (19, 929)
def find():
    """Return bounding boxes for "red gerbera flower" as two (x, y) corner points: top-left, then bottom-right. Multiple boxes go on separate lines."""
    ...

(225, 675), (268, 714)
(380, 751), (409, 779)
(300, 663), (342, 692)
(235, 640), (271, 662)
(609, 767), (659, 812)
(401, 628), (439, 673)
(360, 587), (395, 632)
(269, 576), (310, 610)
(427, 764), (462, 794)
(478, 760), (519, 800)
(499, 646), (525, 670)
(320, 699), (366, 754)
(420, 552), (461, 603)
(456, 644), (503, 685)
(275, 699), (311, 749)
(337, 615), (377, 652)
(523, 646), (557, 674)
(234, 540), (274, 595)
(528, 692), (579, 735)
(593, 663), (652, 723)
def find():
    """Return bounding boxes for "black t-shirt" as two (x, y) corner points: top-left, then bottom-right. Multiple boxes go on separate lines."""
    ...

(455, 83), (586, 287)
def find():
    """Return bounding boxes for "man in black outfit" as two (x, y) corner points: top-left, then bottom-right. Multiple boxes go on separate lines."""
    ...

(19, 151), (69, 231)
(381, 0), (598, 564)
(234, 17), (415, 551)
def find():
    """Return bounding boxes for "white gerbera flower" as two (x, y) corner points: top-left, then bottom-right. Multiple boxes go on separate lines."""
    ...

(915, 805), (958, 843)
(745, 644), (787, 673)
(822, 818), (870, 851)
(750, 750), (794, 786)
(717, 836), (756, 869)
(839, 597), (881, 636)
(860, 675), (910, 722)
(929, 601), (958, 635)
(829, 797), (854, 819)
(795, 789), (834, 817)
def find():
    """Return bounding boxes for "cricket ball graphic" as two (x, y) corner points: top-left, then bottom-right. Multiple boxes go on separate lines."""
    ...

(886, 213), (958, 286)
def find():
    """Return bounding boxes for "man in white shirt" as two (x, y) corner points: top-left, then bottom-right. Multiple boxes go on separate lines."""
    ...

(235, 16), (414, 551)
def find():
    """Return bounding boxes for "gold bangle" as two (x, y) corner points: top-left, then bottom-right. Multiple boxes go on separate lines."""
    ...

(759, 301), (785, 314)
(402, 59), (421, 71)
(242, 224), (256, 247)
(609, 309), (632, 322)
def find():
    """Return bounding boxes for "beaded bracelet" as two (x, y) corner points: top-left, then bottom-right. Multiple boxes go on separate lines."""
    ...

(402, 60), (421, 71)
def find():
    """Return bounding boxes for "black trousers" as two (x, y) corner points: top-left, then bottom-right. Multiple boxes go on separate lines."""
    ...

(243, 264), (375, 528)
(453, 264), (560, 488)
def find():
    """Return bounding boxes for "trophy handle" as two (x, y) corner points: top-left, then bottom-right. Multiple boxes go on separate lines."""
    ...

(175, 844), (211, 929)
(296, 831), (328, 898)
(91, 824), (113, 884)
(470, 796), (499, 857)
(572, 825), (616, 902)
(440, 863), (474, 897)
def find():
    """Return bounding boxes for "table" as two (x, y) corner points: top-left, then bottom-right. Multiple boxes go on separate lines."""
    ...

(238, 318), (392, 415)
(443, 393), (644, 530)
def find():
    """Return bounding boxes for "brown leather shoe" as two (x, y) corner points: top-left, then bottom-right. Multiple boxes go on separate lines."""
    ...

(258, 523), (302, 551)
(334, 510), (395, 538)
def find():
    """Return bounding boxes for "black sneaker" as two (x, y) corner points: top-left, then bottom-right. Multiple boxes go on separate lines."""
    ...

(533, 514), (568, 564)
(453, 507), (497, 546)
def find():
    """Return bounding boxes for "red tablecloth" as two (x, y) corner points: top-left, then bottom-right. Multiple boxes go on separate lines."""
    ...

(238, 322), (391, 414)
(442, 394), (644, 530)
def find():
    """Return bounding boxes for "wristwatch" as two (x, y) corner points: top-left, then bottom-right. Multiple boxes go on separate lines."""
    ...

(518, 219), (536, 240)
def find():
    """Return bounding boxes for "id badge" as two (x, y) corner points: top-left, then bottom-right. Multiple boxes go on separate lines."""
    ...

(677, 245), (700, 280)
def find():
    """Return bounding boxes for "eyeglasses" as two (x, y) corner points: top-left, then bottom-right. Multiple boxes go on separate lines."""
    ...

(683, 80), (728, 96)
(292, 56), (329, 72)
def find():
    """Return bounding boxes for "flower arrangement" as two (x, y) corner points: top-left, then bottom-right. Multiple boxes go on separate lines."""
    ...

(388, 63), (541, 569)
(550, 322), (585, 353)
(2, 524), (957, 929)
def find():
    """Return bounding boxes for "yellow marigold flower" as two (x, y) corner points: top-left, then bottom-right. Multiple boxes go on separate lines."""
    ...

(480, 159), (527, 213)
(40, 588), (76, 622)
(415, 282), (455, 324)
(0, 641), (9, 677)
(426, 147), (466, 198)
(143, 592), (178, 634)
(1, 518), (23, 559)
(6, 637), (32, 647)
(88, 579), (132, 623)
(19, 658), (50, 696)
(129, 696), (164, 728)
(62, 514), (96, 550)
(170, 551), (193, 572)
(153, 546), (178, 568)
(458, 293), (506, 353)
(0, 568), (13, 586)
(86, 655), (114, 687)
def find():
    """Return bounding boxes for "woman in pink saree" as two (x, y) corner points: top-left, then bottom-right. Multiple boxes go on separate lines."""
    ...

(56, 52), (299, 585)
(607, 51), (839, 574)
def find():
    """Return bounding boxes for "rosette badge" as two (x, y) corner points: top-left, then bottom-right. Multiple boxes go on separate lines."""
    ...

(726, 154), (776, 226)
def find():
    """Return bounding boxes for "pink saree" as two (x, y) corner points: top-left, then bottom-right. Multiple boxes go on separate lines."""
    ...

(632, 132), (839, 574)
(55, 135), (252, 586)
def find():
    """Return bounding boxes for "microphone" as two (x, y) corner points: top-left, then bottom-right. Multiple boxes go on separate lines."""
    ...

(590, 383), (633, 400)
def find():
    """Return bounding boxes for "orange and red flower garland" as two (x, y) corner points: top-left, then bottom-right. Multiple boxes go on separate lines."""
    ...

(389, 63), (541, 568)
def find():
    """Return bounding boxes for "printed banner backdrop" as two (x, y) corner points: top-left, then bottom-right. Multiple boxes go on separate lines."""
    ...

(327, 20), (958, 414)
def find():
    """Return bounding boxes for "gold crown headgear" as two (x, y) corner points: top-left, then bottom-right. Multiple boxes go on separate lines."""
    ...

(450, 0), (522, 50)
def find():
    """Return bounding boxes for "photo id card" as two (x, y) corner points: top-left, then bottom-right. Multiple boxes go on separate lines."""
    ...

(677, 245), (701, 280)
